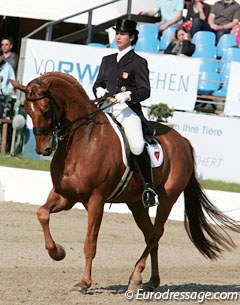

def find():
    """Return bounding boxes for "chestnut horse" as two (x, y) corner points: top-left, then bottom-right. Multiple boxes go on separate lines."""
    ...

(11, 72), (240, 293)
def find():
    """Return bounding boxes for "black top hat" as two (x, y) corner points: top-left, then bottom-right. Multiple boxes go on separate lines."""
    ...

(113, 19), (139, 34)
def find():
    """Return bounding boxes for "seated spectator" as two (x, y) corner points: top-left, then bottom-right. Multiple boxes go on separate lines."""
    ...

(184, 0), (211, 37)
(236, 27), (240, 47)
(0, 54), (16, 118)
(208, 0), (240, 44)
(230, 22), (240, 34)
(163, 26), (196, 56)
(1, 36), (19, 76)
(139, 0), (184, 39)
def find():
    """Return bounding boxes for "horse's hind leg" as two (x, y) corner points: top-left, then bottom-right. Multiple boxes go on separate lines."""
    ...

(128, 189), (181, 292)
(127, 201), (160, 292)
(37, 189), (72, 261)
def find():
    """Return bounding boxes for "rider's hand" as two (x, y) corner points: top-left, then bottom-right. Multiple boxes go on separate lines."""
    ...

(114, 91), (131, 104)
(96, 87), (108, 98)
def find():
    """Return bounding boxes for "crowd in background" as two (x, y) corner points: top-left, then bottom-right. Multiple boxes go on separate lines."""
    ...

(139, 0), (240, 56)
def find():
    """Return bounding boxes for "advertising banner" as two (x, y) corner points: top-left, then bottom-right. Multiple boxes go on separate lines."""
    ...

(168, 111), (240, 183)
(21, 39), (240, 183)
(22, 39), (200, 111)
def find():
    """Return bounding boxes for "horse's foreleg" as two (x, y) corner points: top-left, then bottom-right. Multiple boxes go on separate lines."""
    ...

(37, 189), (71, 261)
(127, 202), (160, 292)
(72, 195), (104, 293)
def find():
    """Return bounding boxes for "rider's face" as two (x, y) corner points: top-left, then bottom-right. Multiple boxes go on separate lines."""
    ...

(115, 31), (134, 51)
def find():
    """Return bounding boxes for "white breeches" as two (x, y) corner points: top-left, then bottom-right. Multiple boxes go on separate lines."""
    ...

(111, 102), (145, 155)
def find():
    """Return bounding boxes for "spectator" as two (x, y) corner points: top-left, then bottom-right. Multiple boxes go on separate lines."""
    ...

(1, 36), (19, 76)
(208, 0), (240, 44)
(163, 26), (196, 56)
(230, 22), (240, 34)
(0, 55), (16, 118)
(236, 27), (240, 47)
(139, 0), (184, 39)
(185, 0), (211, 37)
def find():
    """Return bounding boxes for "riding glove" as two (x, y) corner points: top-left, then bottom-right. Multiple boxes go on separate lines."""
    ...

(114, 91), (131, 104)
(96, 87), (109, 98)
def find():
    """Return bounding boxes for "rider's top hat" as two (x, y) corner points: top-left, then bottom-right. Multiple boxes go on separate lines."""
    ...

(113, 19), (139, 35)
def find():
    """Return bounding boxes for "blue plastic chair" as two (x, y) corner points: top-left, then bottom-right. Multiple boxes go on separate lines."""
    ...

(192, 44), (217, 59)
(137, 23), (158, 41)
(159, 27), (176, 51)
(213, 80), (228, 98)
(199, 58), (218, 72)
(218, 47), (240, 71)
(216, 34), (237, 58)
(109, 39), (117, 49)
(213, 51), (240, 97)
(87, 43), (106, 48)
(135, 23), (159, 53)
(192, 31), (216, 46)
(135, 37), (160, 53)
(197, 71), (221, 95)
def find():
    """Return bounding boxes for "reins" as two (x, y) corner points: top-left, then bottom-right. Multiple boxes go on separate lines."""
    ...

(26, 77), (118, 141)
(53, 100), (115, 141)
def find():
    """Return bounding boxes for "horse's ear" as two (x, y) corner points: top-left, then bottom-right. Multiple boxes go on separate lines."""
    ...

(9, 79), (27, 93)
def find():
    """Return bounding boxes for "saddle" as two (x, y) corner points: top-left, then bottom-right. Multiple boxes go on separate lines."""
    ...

(107, 113), (163, 168)
(105, 113), (164, 202)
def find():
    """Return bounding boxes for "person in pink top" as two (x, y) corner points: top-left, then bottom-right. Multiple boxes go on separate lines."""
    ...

(236, 28), (240, 47)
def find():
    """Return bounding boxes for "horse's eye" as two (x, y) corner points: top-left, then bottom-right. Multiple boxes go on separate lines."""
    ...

(41, 107), (50, 119)
(42, 108), (49, 113)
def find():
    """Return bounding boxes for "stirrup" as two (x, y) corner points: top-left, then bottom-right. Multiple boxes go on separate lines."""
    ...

(142, 187), (159, 208)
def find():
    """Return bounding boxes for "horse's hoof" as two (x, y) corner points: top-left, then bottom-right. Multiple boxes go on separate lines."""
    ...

(70, 284), (88, 294)
(128, 280), (143, 294)
(48, 243), (66, 261)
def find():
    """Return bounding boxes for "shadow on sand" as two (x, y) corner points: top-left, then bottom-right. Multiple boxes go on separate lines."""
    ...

(87, 283), (240, 295)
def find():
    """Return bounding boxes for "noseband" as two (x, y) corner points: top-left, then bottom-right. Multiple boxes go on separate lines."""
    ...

(26, 78), (61, 138)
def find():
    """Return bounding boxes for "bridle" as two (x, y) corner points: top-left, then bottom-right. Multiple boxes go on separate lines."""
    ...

(26, 78), (63, 139)
(25, 77), (116, 142)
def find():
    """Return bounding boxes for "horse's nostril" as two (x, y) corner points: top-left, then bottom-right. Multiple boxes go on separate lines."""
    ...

(43, 147), (52, 156)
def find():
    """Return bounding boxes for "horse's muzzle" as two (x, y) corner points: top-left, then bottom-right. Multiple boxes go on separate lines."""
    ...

(42, 147), (53, 156)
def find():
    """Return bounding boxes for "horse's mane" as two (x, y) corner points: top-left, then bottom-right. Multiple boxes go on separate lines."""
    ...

(39, 72), (90, 102)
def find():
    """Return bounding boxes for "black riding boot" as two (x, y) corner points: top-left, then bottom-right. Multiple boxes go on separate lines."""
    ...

(134, 147), (159, 208)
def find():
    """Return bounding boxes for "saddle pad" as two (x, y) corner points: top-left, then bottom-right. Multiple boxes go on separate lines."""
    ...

(105, 113), (129, 167)
(146, 141), (164, 168)
(105, 113), (164, 168)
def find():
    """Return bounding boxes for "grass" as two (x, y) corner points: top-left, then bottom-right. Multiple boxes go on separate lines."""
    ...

(200, 179), (240, 193)
(0, 154), (50, 171)
(0, 154), (239, 193)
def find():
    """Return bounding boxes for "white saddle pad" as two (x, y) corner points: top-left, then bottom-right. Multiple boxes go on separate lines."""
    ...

(105, 113), (164, 168)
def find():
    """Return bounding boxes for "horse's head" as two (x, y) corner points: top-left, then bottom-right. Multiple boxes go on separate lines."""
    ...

(10, 77), (61, 156)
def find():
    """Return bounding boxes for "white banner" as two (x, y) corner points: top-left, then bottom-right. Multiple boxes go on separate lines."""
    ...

(22, 39), (199, 111)
(224, 61), (240, 117)
(143, 54), (200, 111)
(168, 111), (240, 183)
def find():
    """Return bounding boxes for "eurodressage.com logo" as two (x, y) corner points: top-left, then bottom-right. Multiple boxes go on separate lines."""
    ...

(124, 289), (239, 303)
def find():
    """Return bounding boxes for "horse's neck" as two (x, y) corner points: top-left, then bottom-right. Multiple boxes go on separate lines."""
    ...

(63, 94), (95, 121)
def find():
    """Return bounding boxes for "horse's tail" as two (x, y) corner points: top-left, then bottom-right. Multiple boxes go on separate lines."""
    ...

(183, 149), (240, 260)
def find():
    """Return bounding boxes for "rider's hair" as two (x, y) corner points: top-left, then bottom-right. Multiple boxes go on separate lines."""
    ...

(129, 32), (138, 46)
